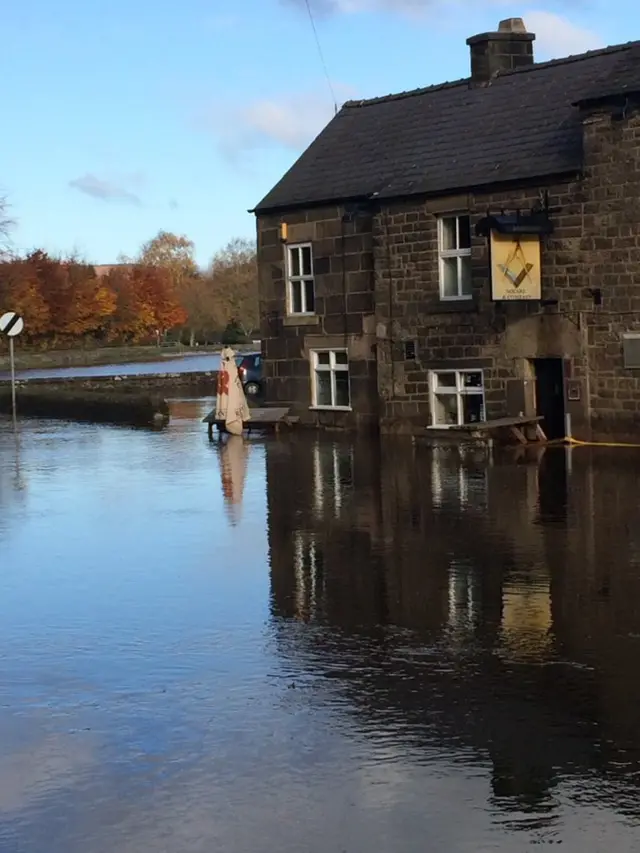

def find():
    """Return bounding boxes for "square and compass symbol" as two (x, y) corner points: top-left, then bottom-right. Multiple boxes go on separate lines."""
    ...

(490, 232), (542, 300)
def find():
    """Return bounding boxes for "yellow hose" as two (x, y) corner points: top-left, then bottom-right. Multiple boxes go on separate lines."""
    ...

(548, 436), (640, 449)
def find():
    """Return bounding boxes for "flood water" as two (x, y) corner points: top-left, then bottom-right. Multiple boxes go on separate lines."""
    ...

(2, 403), (640, 852)
(0, 352), (221, 381)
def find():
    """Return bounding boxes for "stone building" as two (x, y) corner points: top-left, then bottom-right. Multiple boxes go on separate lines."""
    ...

(254, 18), (640, 440)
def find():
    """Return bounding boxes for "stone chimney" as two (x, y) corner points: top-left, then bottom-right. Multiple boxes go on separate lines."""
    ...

(467, 18), (535, 83)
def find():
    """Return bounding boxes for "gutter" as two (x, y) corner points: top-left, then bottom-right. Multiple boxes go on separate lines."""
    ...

(249, 170), (584, 217)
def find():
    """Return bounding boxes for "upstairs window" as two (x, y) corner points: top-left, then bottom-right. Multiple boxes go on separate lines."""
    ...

(287, 244), (315, 315)
(438, 215), (472, 300)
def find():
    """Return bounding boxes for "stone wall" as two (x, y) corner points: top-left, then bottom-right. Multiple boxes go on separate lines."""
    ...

(372, 105), (640, 439)
(257, 105), (640, 439)
(372, 182), (590, 433)
(1, 371), (218, 395)
(257, 205), (378, 430)
(579, 107), (640, 440)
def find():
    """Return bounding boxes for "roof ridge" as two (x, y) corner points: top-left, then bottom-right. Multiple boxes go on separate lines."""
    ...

(343, 39), (640, 110)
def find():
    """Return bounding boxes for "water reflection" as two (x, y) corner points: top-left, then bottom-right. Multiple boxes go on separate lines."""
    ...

(267, 437), (640, 843)
(218, 435), (251, 526)
(2, 414), (640, 852)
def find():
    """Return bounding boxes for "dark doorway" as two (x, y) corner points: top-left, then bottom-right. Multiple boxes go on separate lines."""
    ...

(533, 358), (566, 440)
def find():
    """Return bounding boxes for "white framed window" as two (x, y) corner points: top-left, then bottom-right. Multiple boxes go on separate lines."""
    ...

(286, 243), (315, 315)
(622, 333), (640, 368)
(438, 214), (472, 300)
(311, 350), (351, 410)
(429, 369), (485, 427)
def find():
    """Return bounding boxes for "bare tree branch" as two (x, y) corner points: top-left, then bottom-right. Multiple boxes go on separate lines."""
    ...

(0, 193), (15, 255)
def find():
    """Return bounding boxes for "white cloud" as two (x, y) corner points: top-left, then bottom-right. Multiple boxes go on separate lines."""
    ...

(69, 172), (145, 206)
(284, 0), (440, 14)
(238, 93), (338, 148)
(206, 86), (355, 157)
(522, 10), (604, 58)
(285, 0), (604, 45)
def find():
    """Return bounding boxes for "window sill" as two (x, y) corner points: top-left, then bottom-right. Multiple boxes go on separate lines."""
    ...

(309, 406), (353, 413)
(431, 298), (478, 314)
(283, 314), (319, 327)
(426, 422), (485, 429)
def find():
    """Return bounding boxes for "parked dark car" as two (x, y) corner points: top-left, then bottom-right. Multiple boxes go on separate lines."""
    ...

(235, 352), (262, 398)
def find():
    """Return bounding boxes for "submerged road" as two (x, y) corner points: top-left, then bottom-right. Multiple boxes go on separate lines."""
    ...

(1, 405), (640, 852)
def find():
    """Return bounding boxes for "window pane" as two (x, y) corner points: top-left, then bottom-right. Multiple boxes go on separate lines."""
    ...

(335, 372), (350, 407)
(441, 217), (457, 251)
(434, 393), (459, 425)
(458, 216), (471, 250)
(334, 351), (348, 365)
(435, 372), (456, 388)
(317, 352), (331, 366)
(442, 257), (459, 297)
(461, 393), (484, 424)
(316, 371), (332, 406)
(460, 256), (472, 297)
(290, 247), (300, 277)
(301, 246), (312, 276)
(462, 372), (482, 389)
(304, 279), (315, 313)
(291, 280), (302, 313)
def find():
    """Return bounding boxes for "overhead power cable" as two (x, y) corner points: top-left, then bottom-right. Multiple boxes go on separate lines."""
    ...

(303, 0), (338, 115)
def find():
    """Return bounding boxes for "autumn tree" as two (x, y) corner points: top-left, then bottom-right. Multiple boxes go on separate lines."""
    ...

(136, 230), (197, 281)
(104, 264), (187, 343)
(178, 275), (218, 346)
(208, 238), (258, 337)
(132, 230), (206, 343)
(0, 258), (50, 340)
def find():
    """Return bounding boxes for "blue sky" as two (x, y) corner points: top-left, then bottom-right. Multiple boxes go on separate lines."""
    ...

(3, 0), (637, 266)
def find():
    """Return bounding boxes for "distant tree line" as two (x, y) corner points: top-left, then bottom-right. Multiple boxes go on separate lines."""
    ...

(0, 221), (259, 348)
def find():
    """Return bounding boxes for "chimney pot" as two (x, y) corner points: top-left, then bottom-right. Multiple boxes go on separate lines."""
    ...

(499, 17), (528, 34)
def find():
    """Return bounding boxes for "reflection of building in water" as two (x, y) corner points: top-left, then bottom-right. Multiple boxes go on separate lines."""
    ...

(499, 576), (553, 663)
(291, 530), (323, 622)
(266, 437), (640, 822)
(312, 442), (354, 520)
(430, 445), (490, 512)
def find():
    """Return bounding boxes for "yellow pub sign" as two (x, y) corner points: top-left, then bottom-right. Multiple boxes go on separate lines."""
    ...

(490, 232), (541, 301)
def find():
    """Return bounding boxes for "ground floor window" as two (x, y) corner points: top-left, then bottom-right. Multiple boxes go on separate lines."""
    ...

(311, 350), (350, 409)
(429, 369), (485, 426)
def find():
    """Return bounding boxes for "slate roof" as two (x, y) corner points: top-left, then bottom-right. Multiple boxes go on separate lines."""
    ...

(254, 40), (640, 214)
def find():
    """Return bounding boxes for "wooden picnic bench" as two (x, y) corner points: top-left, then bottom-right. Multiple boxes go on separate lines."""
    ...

(449, 415), (547, 445)
(202, 406), (299, 439)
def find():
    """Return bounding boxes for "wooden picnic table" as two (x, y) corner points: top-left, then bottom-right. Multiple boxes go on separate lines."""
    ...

(449, 415), (547, 445)
(202, 406), (298, 439)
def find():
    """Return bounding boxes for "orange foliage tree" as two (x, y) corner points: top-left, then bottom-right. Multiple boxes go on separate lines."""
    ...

(0, 252), (187, 348)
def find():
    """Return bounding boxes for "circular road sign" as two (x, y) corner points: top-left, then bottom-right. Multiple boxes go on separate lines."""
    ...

(0, 312), (24, 337)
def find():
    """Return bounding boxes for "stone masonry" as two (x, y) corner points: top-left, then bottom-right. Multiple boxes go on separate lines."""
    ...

(372, 105), (640, 440)
(257, 205), (378, 430)
(256, 102), (640, 441)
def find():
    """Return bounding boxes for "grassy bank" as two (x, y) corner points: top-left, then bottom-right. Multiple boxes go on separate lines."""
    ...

(0, 388), (170, 428)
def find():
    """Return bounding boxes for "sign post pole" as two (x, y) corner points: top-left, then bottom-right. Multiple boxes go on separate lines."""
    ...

(0, 311), (25, 426)
(9, 336), (16, 425)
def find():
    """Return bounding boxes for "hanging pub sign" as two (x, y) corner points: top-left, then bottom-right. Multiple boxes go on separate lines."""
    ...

(490, 231), (542, 301)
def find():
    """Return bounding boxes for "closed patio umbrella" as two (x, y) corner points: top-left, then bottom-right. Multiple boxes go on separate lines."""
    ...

(215, 346), (251, 436)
